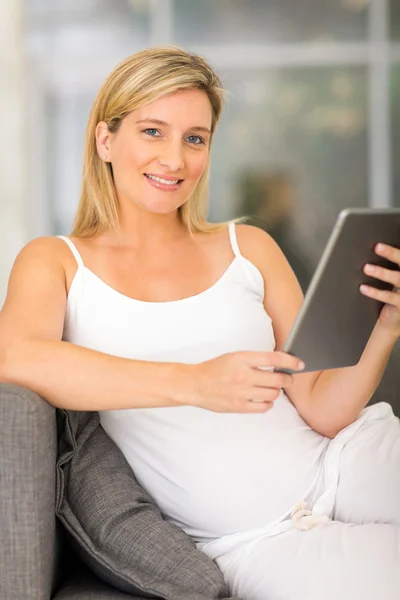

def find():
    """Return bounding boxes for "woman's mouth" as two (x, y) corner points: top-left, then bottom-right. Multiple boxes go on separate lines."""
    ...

(144, 173), (184, 191)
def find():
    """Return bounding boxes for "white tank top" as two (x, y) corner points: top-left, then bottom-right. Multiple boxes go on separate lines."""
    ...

(58, 223), (329, 544)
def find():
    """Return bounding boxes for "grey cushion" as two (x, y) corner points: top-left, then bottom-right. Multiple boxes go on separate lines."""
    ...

(56, 408), (241, 600)
(52, 552), (150, 599)
(0, 383), (60, 600)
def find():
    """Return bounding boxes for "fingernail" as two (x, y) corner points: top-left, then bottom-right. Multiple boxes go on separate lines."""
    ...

(298, 361), (305, 370)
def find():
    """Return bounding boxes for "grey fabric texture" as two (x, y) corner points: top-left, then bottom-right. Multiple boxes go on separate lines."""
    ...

(0, 383), (60, 600)
(56, 407), (241, 600)
(52, 557), (154, 599)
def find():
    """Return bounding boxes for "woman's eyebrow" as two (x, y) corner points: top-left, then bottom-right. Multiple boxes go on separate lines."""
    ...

(135, 118), (211, 134)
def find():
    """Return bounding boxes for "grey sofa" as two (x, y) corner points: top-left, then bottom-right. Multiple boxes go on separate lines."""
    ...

(0, 383), (159, 600)
(1, 345), (399, 600)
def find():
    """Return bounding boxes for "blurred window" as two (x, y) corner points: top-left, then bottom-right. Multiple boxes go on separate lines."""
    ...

(26, 0), (151, 49)
(209, 67), (368, 289)
(173, 0), (369, 44)
(46, 92), (94, 235)
(391, 65), (400, 207)
(391, 0), (400, 41)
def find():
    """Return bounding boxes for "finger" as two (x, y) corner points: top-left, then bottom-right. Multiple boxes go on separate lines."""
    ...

(241, 351), (305, 372)
(245, 401), (273, 414)
(360, 284), (400, 306)
(250, 387), (281, 402)
(228, 398), (273, 414)
(272, 351), (305, 371)
(375, 243), (400, 265)
(363, 263), (400, 287)
(251, 371), (293, 389)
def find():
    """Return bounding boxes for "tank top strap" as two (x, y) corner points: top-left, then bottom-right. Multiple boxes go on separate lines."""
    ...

(228, 222), (242, 258)
(57, 235), (84, 269)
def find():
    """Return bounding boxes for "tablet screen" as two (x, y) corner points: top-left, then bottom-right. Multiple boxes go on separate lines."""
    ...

(277, 208), (400, 373)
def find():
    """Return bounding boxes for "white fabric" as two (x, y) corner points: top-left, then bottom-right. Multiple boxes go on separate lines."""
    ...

(217, 522), (400, 600)
(216, 409), (400, 600)
(58, 224), (400, 599)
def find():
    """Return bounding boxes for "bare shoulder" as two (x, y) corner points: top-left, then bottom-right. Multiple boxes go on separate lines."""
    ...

(0, 237), (74, 356)
(234, 223), (285, 273)
(14, 235), (71, 263)
(7, 235), (73, 296)
(235, 223), (276, 246)
(234, 222), (303, 308)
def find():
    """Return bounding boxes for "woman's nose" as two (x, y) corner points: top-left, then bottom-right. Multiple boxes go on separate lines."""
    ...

(157, 141), (185, 172)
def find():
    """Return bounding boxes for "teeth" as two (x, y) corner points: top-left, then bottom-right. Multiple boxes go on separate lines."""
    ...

(146, 174), (179, 185)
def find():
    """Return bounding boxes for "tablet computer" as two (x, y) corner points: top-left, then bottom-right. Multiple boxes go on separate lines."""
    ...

(275, 208), (400, 374)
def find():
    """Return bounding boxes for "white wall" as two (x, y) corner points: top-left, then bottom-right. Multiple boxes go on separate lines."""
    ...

(0, 0), (27, 307)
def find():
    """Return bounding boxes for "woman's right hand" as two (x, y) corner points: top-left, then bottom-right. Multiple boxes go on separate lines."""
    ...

(185, 351), (305, 414)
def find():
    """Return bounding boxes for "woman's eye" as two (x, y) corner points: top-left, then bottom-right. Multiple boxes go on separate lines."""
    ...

(143, 128), (160, 137)
(142, 129), (204, 145)
(187, 135), (204, 145)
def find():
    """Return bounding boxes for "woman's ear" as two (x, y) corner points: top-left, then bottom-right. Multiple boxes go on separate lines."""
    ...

(95, 121), (112, 162)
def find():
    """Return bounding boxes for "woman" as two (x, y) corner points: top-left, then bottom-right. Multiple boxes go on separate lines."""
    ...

(1, 46), (399, 599)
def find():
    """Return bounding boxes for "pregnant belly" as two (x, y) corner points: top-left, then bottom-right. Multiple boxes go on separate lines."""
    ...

(99, 392), (329, 541)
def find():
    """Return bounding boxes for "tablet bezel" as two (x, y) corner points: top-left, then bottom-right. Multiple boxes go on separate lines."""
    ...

(274, 208), (400, 374)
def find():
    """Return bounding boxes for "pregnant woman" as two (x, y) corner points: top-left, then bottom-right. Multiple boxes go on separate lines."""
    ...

(1, 46), (399, 599)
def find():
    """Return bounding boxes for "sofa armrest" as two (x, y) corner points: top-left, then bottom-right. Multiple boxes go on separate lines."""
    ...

(0, 383), (59, 600)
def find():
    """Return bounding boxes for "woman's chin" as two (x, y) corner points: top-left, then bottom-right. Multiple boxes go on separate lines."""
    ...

(142, 199), (186, 215)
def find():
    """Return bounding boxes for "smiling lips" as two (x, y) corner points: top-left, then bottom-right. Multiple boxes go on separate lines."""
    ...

(145, 173), (183, 184)
(144, 173), (184, 191)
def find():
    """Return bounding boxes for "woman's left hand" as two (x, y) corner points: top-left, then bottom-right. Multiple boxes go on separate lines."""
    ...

(360, 243), (400, 339)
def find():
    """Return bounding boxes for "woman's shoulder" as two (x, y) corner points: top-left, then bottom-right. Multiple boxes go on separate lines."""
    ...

(5, 236), (73, 306)
(14, 235), (74, 267)
(14, 235), (92, 292)
(234, 223), (283, 272)
(195, 221), (284, 282)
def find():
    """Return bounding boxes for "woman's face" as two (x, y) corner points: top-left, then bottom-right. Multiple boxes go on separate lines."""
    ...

(97, 88), (213, 215)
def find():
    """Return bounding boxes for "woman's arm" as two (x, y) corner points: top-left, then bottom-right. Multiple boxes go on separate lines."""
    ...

(1, 334), (302, 413)
(303, 320), (397, 437)
(1, 236), (299, 414)
(1, 337), (188, 411)
(0, 237), (188, 410)
(238, 224), (399, 438)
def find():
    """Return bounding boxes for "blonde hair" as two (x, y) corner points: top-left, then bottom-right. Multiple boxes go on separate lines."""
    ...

(72, 45), (249, 239)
